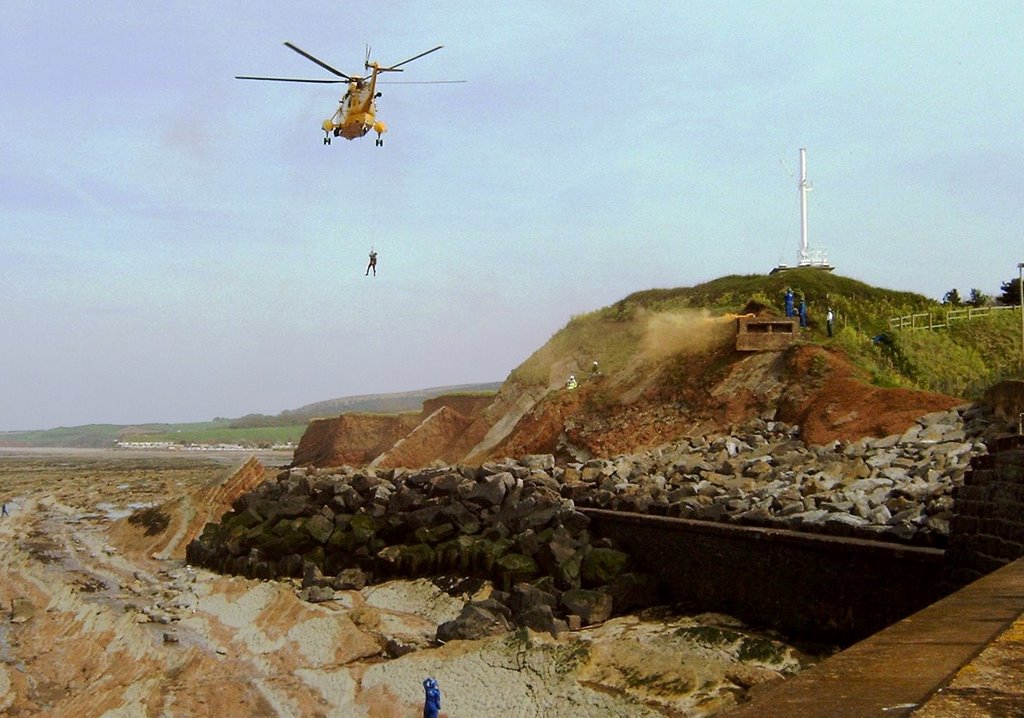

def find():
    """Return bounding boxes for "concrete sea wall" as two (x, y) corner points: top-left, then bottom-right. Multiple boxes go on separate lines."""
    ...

(584, 509), (944, 644)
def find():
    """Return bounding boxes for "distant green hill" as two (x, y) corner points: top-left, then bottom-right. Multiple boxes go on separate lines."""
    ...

(0, 424), (144, 449)
(275, 382), (503, 422)
(0, 382), (502, 449)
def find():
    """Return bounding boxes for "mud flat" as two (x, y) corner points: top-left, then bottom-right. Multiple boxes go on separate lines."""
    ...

(0, 445), (294, 466)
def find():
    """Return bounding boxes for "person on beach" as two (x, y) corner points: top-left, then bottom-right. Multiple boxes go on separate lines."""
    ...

(422, 677), (441, 718)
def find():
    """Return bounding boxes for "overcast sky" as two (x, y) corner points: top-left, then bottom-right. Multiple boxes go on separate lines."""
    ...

(2, 1), (1022, 431)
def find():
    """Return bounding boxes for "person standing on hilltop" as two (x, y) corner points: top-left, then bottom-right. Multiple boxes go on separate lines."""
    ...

(827, 307), (834, 337)
(366, 249), (377, 276)
(784, 287), (795, 318)
(799, 297), (808, 328)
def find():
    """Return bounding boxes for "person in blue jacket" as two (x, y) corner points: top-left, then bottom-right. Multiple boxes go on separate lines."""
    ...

(799, 298), (808, 328)
(423, 677), (441, 718)
(784, 287), (795, 317)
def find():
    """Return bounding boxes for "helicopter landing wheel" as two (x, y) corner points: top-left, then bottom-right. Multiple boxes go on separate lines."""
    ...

(324, 136), (331, 146)
(375, 138), (383, 147)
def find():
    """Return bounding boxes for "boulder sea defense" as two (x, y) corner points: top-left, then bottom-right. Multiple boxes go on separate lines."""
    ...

(187, 405), (997, 634)
(187, 455), (655, 632)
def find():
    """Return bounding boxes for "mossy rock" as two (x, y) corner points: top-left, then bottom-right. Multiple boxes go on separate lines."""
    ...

(555, 552), (583, 590)
(674, 625), (742, 648)
(414, 522), (457, 545)
(305, 546), (325, 569)
(244, 522), (278, 547)
(495, 553), (539, 592)
(607, 572), (660, 612)
(277, 553), (304, 577)
(377, 545), (402, 566)
(198, 522), (226, 543)
(265, 520), (317, 557)
(272, 518), (297, 537)
(736, 635), (789, 665)
(434, 535), (475, 572)
(560, 588), (613, 625)
(531, 575), (559, 597)
(349, 513), (380, 533)
(304, 514), (334, 544)
(326, 528), (356, 553)
(472, 537), (515, 573)
(223, 507), (263, 532)
(580, 547), (629, 587)
(397, 543), (437, 575)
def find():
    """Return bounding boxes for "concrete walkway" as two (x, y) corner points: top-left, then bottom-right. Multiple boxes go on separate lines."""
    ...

(725, 557), (1024, 717)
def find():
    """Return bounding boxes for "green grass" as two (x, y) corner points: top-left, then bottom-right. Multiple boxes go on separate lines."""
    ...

(129, 424), (306, 447)
(616, 270), (935, 334)
(0, 424), (130, 448)
(510, 308), (646, 386)
(0, 420), (305, 449)
(888, 310), (1023, 397)
(509, 269), (1023, 400)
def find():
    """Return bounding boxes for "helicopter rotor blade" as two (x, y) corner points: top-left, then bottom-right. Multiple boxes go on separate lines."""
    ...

(236, 75), (347, 83)
(376, 80), (467, 84)
(382, 45), (444, 71)
(283, 41), (353, 80)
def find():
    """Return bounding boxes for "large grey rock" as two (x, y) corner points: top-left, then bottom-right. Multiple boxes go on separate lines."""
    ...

(304, 514), (334, 544)
(515, 604), (567, 636)
(561, 589), (613, 625)
(521, 454), (556, 471)
(333, 568), (368, 590)
(436, 601), (511, 642)
(465, 471), (516, 507)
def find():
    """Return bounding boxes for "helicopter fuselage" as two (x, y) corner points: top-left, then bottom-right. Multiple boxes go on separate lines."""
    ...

(322, 72), (387, 144)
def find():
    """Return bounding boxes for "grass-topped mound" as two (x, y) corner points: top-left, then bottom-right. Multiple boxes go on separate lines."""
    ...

(508, 269), (1022, 402)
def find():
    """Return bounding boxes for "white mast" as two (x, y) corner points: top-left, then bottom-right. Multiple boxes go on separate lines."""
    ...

(799, 147), (809, 264)
(769, 147), (833, 274)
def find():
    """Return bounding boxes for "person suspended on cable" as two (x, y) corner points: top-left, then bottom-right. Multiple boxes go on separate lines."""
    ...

(366, 248), (377, 276)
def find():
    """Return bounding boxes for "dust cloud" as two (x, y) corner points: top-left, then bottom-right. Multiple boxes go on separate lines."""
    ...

(640, 310), (735, 361)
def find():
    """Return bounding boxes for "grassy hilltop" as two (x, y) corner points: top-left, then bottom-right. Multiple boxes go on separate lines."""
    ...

(511, 269), (1023, 400)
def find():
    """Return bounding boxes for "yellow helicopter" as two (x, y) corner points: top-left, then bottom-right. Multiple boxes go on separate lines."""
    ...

(236, 42), (460, 146)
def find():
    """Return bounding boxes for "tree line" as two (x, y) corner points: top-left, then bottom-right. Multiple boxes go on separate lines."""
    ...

(942, 277), (1022, 308)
